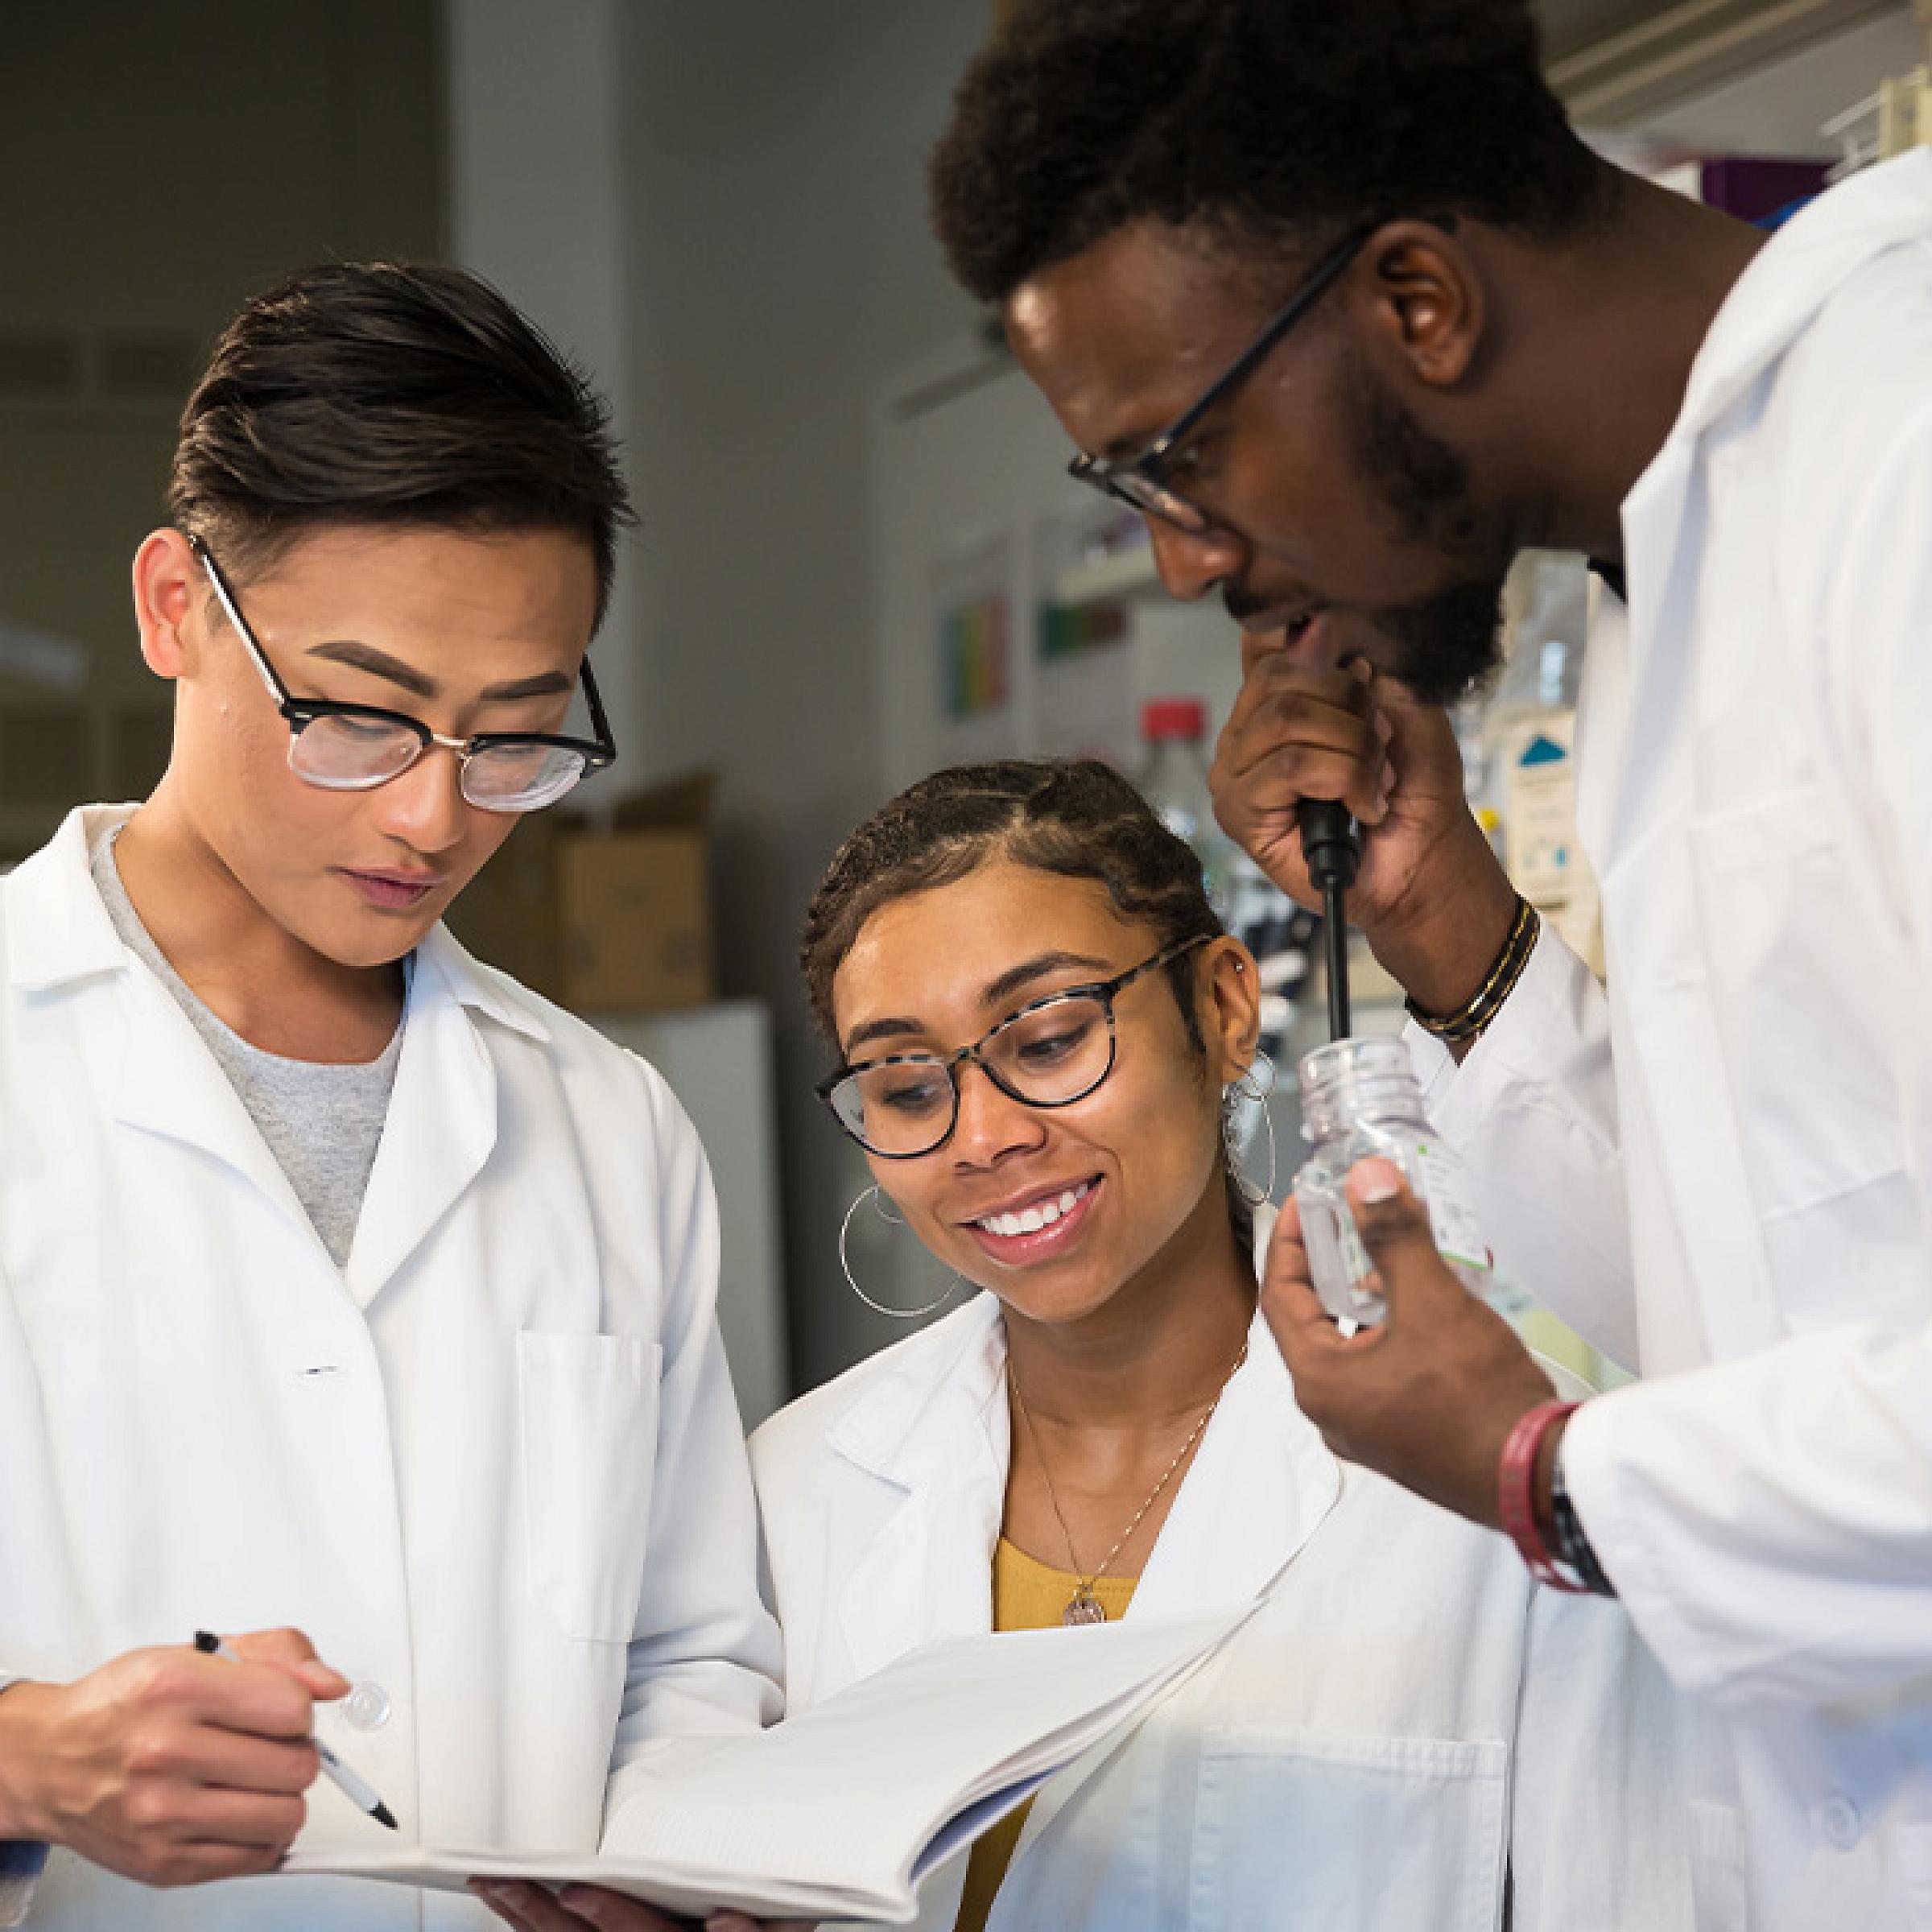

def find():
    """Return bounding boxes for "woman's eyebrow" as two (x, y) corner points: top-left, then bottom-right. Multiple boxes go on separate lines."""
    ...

(980, 951), (1113, 1010)
(840, 952), (1113, 1059)
(844, 1013), (926, 1055)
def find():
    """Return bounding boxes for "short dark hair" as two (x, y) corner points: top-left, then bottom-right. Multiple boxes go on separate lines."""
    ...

(167, 262), (635, 627)
(931, 0), (1603, 304)
(801, 758), (1252, 1246)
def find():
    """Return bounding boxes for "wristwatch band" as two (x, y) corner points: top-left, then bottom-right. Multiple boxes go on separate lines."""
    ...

(1550, 1442), (1617, 1597)
(1498, 1399), (1588, 1592)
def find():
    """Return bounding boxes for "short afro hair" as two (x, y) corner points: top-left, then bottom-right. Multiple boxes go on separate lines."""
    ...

(931, 0), (1603, 305)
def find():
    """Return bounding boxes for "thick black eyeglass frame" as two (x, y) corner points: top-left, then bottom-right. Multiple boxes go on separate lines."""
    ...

(1066, 222), (1379, 531)
(817, 935), (1211, 1159)
(187, 533), (617, 805)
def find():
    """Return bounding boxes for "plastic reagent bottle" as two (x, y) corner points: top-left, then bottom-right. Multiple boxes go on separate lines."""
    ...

(1291, 1037), (1492, 1327)
(1135, 698), (1237, 921)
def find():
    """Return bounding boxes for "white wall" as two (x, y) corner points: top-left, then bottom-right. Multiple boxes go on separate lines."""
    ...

(444, 2), (990, 1392)
(615, 3), (989, 1390)
(444, 0), (644, 762)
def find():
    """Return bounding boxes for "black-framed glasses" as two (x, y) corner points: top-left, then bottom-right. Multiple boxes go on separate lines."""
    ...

(818, 935), (1211, 1159)
(189, 535), (617, 814)
(1067, 223), (1377, 535)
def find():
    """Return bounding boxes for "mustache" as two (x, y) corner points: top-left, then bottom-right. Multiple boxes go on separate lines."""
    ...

(1221, 584), (1272, 624)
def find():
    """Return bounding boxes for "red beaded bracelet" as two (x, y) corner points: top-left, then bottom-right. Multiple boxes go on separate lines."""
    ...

(1497, 1398), (1587, 1592)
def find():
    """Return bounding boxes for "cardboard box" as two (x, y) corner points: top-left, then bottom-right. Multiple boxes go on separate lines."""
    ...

(447, 773), (716, 1013)
(559, 832), (712, 1012)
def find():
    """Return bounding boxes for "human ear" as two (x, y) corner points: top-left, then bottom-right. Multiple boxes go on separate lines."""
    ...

(1350, 221), (1484, 392)
(131, 529), (204, 683)
(1203, 938), (1263, 1086)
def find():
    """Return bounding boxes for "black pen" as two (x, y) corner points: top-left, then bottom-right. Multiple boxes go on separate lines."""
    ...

(193, 1631), (398, 1831)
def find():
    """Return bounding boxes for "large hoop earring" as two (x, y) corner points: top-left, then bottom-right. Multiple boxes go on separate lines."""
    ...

(839, 1186), (964, 1320)
(1235, 1048), (1277, 1103)
(1223, 1050), (1279, 1207)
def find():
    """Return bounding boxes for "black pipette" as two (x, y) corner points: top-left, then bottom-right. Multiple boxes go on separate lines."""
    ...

(1299, 799), (1361, 1040)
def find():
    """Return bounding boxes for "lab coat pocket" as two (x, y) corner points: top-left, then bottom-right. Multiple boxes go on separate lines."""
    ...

(1188, 1727), (1508, 1931)
(517, 1331), (662, 1643)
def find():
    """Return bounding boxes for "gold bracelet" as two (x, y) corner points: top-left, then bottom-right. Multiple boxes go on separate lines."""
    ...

(1431, 918), (1538, 1042)
(1406, 897), (1539, 1042)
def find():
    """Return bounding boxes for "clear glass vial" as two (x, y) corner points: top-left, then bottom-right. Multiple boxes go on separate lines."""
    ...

(1290, 1037), (1492, 1327)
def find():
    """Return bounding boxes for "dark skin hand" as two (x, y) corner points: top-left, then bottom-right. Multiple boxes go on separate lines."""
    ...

(1261, 1157), (1567, 1530)
(1210, 630), (1520, 1026)
(471, 1878), (810, 1932)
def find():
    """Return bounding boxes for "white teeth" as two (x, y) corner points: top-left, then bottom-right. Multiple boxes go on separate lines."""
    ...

(975, 1180), (1092, 1239)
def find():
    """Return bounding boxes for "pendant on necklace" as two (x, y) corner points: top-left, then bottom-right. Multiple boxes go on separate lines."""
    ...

(1063, 1589), (1108, 1627)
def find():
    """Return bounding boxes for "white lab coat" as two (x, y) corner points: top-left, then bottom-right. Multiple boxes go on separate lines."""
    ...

(1412, 153), (1932, 1931)
(0, 807), (782, 1930)
(750, 1253), (1694, 1932)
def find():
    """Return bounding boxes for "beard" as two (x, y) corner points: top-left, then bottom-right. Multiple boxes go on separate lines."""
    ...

(1342, 353), (1514, 707)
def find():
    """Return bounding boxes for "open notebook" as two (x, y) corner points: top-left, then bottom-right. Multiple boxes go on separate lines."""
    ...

(286, 1600), (1253, 1922)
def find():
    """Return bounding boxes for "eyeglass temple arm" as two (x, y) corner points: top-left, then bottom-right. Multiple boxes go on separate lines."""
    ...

(1147, 225), (1379, 465)
(579, 658), (617, 762)
(187, 535), (298, 712)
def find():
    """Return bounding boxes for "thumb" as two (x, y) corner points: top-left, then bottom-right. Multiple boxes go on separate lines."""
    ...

(1342, 1158), (1460, 1315)
(229, 1627), (351, 1702)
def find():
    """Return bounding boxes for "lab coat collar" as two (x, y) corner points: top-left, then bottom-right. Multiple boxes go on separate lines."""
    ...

(1674, 151), (1932, 440)
(342, 935), (503, 1307)
(824, 1290), (1008, 1488)
(1598, 159), (1932, 865)
(6, 808), (551, 1299)
(825, 1209), (1342, 1670)
(5, 806), (136, 990)
(5, 804), (551, 1046)
(828, 1294), (1011, 1681)
(411, 923), (551, 1046)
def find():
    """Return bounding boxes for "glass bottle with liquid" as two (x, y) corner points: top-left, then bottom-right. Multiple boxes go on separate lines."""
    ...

(1291, 1038), (1492, 1326)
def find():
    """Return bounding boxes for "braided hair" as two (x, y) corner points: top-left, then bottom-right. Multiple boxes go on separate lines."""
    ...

(802, 758), (1254, 1245)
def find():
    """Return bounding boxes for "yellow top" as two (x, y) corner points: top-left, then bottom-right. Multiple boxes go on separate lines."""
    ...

(951, 1539), (1139, 1932)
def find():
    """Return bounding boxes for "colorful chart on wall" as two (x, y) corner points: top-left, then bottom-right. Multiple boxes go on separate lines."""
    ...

(1031, 510), (1138, 765)
(931, 532), (1017, 765)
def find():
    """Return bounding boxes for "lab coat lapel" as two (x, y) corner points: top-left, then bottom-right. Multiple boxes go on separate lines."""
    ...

(1584, 444), (1698, 884)
(832, 1298), (1009, 1682)
(1585, 354), (1790, 1358)
(1008, 1309), (1340, 1864)
(0, 809), (324, 1242)
(109, 960), (319, 1238)
(1125, 1310), (1340, 1620)
(342, 931), (500, 1311)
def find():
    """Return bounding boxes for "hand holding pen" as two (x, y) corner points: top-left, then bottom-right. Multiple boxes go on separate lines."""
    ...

(194, 1632), (396, 1831)
(0, 1628), (358, 1888)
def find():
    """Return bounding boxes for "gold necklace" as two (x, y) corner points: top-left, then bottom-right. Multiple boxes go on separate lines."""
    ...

(1007, 1339), (1249, 1626)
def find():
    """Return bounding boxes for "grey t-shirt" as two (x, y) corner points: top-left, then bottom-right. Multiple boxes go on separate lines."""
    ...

(89, 819), (403, 1268)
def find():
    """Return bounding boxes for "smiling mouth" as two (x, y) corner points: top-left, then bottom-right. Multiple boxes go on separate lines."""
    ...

(968, 1179), (1096, 1239)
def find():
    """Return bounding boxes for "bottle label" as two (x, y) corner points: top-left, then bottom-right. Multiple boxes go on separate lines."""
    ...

(1413, 1141), (1490, 1275)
